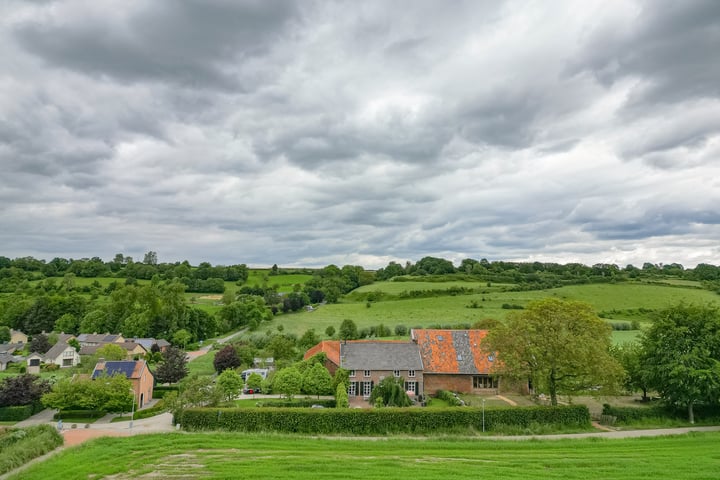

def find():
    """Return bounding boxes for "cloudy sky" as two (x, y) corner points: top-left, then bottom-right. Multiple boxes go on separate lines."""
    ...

(1, 0), (719, 269)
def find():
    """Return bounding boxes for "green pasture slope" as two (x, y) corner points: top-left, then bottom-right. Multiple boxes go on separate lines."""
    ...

(10, 432), (720, 480)
(267, 280), (719, 339)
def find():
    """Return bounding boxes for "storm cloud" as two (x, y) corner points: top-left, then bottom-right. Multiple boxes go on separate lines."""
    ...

(1, 0), (719, 268)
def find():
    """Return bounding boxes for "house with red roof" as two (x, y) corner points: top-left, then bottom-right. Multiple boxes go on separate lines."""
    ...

(411, 329), (499, 394)
(92, 360), (154, 408)
(305, 328), (504, 399)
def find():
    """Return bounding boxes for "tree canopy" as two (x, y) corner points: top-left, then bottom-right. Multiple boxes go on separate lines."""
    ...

(486, 298), (623, 405)
(640, 302), (720, 423)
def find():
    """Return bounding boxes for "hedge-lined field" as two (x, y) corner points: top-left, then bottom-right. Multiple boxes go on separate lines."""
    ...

(180, 405), (590, 434)
(8, 431), (720, 480)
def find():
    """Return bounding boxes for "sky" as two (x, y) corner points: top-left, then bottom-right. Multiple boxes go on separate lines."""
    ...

(1, 0), (719, 269)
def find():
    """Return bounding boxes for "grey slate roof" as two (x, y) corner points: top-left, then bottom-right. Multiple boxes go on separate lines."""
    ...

(340, 342), (423, 371)
(0, 353), (18, 365)
(0, 343), (22, 354)
(44, 342), (74, 360)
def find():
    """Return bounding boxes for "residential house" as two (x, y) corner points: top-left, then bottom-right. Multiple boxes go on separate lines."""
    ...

(0, 353), (19, 371)
(26, 352), (43, 374)
(80, 342), (147, 359)
(92, 360), (154, 408)
(43, 342), (81, 368)
(341, 341), (424, 398)
(0, 343), (22, 355)
(411, 329), (498, 394)
(55, 333), (76, 344)
(10, 330), (28, 344)
(131, 338), (171, 353)
(304, 340), (341, 375)
(77, 333), (125, 347)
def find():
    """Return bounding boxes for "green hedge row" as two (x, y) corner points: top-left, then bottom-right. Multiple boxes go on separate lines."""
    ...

(132, 401), (167, 420)
(602, 403), (720, 423)
(181, 405), (590, 434)
(53, 410), (105, 420)
(153, 386), (179, 399)
(0, 402), (44, 422)
(255, 399), (336, 408)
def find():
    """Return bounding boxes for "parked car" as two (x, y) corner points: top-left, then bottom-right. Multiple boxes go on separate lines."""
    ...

(243, 386), (261, 394)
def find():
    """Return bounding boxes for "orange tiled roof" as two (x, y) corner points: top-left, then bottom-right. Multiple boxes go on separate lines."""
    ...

(304, 340), (341, 366)
(412, 329), (495, 374)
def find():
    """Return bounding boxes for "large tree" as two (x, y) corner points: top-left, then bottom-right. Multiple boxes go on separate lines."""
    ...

(641, 302), (720, 423)
(154, 346), (189, 384)
(486, 298), (623, 406)
(272, 366), (303, 400)
(302, 362), (333, 398)
(214, 345), (241, 373)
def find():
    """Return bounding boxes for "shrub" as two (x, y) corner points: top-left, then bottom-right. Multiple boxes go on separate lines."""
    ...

(153, 385), (180, 399)
(0, 425), (63, 475)
(434, 390), (463, 406)
(53, 410), (105, 420)
(181, 405), (590, 434)
(0, 405), (34, 422)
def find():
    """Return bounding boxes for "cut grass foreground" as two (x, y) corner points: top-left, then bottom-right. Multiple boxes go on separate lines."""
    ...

(9, 431), (720, 480)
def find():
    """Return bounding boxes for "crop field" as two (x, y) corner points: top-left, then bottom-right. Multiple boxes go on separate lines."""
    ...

(9, 431), (720, 480)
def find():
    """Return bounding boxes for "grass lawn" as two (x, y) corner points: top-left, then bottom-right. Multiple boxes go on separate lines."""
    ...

(187, 351), (216, 376)
(9, 431), (720, 480)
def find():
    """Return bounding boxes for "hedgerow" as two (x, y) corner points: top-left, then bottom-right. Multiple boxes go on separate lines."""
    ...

(180, 405), (590, 434)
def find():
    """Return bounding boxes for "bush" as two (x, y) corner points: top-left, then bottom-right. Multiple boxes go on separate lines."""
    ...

(53, 410), (105, 420)
(602, 403), (720, 424)
(181, 405), (590, 434)
(434, 390), (463, 406)
(132, 401), (167, 420)
(153, 385), (180, 399)
(253, 399), (336, 409)
(0, 405), (33, 422)
(0, 425), (63, 475)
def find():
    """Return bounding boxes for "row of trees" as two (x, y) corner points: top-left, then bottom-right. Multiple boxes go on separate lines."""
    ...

(487, 299), (720, 423)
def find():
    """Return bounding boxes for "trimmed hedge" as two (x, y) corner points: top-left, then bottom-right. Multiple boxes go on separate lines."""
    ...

(132, 401), (167, 420)
(53, 410), (105, 420)
(0, 402), (44, 422)
(153, 385), (179, 399)
(181, 405), (590, 434)
(0, 405), (34, 422)
(602, 403), (720, 423)
(255, 399), (336, 408)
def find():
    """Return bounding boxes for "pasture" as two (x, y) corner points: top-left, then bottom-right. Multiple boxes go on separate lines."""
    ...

(264, 281), (719, 340)
(9, 431), (720, 480)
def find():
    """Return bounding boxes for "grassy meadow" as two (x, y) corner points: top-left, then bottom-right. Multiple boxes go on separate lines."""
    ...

(9, 431), (720, 480)
(263, 280), (719, 340)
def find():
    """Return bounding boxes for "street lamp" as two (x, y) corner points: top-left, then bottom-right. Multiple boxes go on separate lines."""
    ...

(482, 398), (486, 433)
(129, 389), (135, 429)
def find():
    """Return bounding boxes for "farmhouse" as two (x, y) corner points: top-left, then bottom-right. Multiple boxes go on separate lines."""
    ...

(344, 341), (424, 398)
(412, 329), (498, 394)
(92, 359), (154, 408)
(305, 328), (502, 399)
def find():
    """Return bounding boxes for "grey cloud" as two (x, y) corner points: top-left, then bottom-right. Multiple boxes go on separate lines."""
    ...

(572, 0), (720, 107)
(13, 0), (300, 90)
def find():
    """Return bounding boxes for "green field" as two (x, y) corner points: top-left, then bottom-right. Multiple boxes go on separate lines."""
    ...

(9, 431), (720, 480)
(263, 281), (720, 339)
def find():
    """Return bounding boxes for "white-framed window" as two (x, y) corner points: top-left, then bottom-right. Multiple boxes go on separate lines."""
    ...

(408, 370), (416, 378)
(348, 383), (356, 396)
(473, 375), (498, 389)
(362, 381), (372, 397)
(349, 370), (356, 377)
(364, 370), (371, 377)
(405, 382), (416, 394)
(393, 370), (401, 377)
